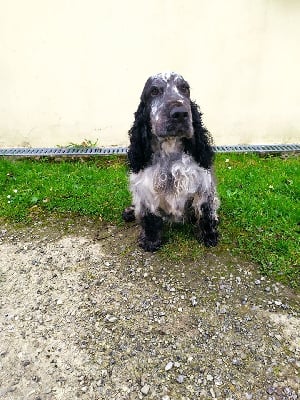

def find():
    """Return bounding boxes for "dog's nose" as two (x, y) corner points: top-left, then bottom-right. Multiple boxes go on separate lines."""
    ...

(170, 106), (189, 121)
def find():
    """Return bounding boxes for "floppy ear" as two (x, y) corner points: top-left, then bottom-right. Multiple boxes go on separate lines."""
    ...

(128, 100), (153, 173)
(183, 101), (214, 169)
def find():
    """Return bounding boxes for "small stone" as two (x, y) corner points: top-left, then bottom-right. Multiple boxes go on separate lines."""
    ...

(190, 296), (197, 306)
(206, 374), (213, 381)
(266, 387), (275, 395)
(161, 396), (170, 400)
(22, 360), (31, 367)
(141, 384), (150, 395)
(121, 385), (130, 394)
(165, 361), (173, 371)
(215, 377), (223, 386)
(232, 358), (242, 366)
(105, 315), (118, 323)
(176, 375), (184, 384)
(56, 299), (63, 305)
(255, 279), (261, 285)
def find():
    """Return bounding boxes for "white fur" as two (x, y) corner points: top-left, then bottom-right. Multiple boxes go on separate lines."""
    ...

(130, 139), (218, 223)
(151, 71), (180, 82)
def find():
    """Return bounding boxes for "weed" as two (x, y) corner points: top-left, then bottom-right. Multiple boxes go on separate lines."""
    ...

(58, 138), (99, 149)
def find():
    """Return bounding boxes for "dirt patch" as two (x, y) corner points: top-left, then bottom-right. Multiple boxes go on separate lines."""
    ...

(0, 218), (299, 399)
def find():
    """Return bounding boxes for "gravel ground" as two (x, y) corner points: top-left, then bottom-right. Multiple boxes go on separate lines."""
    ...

(0, 218), (299, 400)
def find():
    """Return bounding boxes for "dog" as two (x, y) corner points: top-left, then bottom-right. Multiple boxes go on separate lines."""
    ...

(123, 72), (219, 252)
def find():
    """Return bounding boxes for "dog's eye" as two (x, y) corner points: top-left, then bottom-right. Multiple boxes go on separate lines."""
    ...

(180, 85), (190, 95)
(150, 87), (160, 97)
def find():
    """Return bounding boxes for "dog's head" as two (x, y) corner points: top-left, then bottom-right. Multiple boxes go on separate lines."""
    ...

(128, 72), (214, 173)
(141, 72), (193, 139)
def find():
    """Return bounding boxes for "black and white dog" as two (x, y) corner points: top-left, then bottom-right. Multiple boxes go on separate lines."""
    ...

(123, 72), (219, 252)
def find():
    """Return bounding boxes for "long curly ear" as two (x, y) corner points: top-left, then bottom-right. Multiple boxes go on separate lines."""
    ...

(183, 101), (214, 169)
(128, 101), (153, 173)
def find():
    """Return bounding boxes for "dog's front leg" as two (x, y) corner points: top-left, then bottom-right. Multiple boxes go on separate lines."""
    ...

(139, 212), (163, 252)
(196, 202), (219, 247)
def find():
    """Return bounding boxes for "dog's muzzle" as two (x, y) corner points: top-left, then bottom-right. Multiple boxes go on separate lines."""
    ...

(170, 105), (189, 122)
(166, 104), (192, 137)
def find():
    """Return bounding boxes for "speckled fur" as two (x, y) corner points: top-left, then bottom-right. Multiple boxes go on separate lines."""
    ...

(130, 139), (218, 223)
(124, 72), (219, 251)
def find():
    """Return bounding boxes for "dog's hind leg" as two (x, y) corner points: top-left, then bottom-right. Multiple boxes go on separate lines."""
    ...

(139, 212), (163, 252)
(122, 205), (136, 222)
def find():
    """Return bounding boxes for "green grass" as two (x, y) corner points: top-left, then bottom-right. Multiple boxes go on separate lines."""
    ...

(0, 153), (299, 288)
(216, 153), (299, 287)
(0, 156), (131, 222)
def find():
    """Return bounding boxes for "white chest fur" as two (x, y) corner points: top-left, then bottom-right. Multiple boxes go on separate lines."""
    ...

(130, 142), (214, 221)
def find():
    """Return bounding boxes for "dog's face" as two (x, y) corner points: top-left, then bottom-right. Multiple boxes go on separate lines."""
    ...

(141, 72), (194, 139)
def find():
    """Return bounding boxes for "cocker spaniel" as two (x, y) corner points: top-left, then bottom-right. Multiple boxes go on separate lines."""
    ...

(123, 72), (219, 252)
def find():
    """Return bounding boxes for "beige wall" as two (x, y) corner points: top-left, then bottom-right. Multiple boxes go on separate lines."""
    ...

(0, 0), (299, 148)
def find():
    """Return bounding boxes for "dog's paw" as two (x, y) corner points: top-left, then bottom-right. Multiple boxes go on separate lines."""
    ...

(203, 231), (219, 247)
(139, 237), (162, 252)
(122, 206), (136, 222)
(196, 230), (219, 247)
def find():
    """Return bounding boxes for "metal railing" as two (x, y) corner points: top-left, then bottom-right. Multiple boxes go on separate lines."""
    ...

(0, 144), (299, 157)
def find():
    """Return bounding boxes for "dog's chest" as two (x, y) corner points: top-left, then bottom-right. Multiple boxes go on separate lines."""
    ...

(152, 153), (202, 195)
(130, 145), (212, 220)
